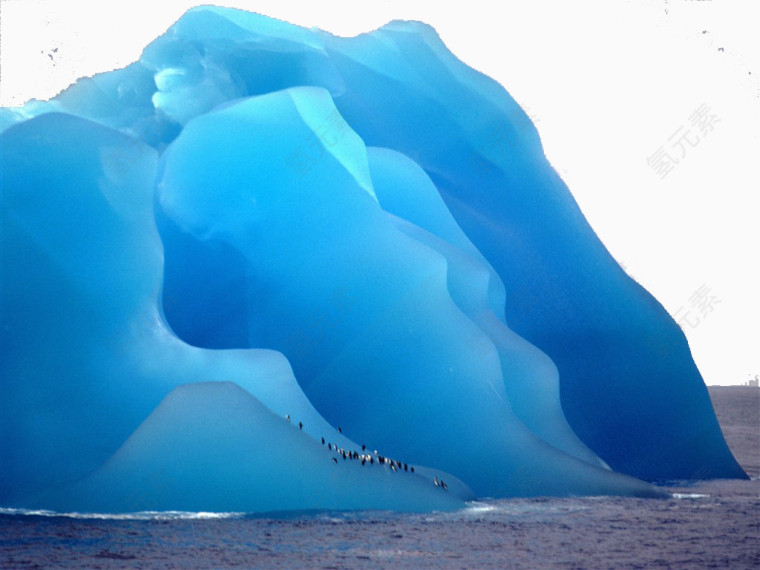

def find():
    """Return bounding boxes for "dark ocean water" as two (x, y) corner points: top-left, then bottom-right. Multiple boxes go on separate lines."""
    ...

(2, 387), (758, 569)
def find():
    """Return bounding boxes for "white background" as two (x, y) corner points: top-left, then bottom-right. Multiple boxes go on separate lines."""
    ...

(1, 0), (758, 386)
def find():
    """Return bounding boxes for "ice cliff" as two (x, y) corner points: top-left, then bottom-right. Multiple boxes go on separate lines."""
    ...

(0, 5), (745, 514)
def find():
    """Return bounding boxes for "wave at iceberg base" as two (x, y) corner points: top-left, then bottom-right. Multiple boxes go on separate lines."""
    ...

(0, 6), (744, 514)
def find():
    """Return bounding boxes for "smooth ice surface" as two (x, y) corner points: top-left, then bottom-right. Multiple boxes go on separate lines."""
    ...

(0, 5), (744, 514)
(41, 382), (469, 514)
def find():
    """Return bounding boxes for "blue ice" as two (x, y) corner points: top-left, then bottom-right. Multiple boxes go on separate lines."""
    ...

(0, 5), (744, 514)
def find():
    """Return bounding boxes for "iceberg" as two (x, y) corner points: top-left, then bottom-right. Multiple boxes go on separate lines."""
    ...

(0, 6), (744, 514)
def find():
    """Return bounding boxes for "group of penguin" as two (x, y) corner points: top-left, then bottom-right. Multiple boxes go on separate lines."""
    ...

(286, 414), (449, 491)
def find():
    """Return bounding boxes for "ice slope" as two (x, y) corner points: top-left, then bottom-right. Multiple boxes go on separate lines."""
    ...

(41, 382), (470, 514)
(0, 5), (745, 513)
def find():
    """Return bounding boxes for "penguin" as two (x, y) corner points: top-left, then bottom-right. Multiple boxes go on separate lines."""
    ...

(361, 444), (366, 451)
(299, 422), (303, 430)
(441, 481), (448, 490)
(338, 426), (342, 434)
(327, 443), (332, 451)
(286, 414), (290, 422)
(434, 476), (439, 487)
(410, 467), (415, 473)
(321, 437), (325, 445)
(362, 458), (366, 466)
(369, 457), (374, 465)
(404, 464), (408, 472)
(332, 457), (338, 464)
